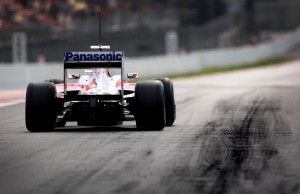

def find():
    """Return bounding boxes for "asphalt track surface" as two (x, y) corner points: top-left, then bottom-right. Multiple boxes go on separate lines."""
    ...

(0, 61), (300, 194)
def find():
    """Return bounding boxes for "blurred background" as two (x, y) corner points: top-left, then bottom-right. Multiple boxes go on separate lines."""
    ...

(1, 0), (300, 62)
(0, 0), (300, 89)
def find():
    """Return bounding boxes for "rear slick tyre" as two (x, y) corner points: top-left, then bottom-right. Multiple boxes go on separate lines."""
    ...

(135, 80), (166, 130)
(156, 78), (176, 126)
(26, 82), (57, 132)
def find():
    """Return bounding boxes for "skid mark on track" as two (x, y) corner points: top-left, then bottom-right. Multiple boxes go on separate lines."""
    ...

(169, 97), (299, 194)
(114, 180), (141, 193)
(195, 98), (299, 194)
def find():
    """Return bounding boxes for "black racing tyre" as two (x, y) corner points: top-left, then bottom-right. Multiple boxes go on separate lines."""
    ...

(156, 78), (176, 126)
(45, 79), (64, 84)
(135, 80), (166, 130)
(26, 82), (57, 132)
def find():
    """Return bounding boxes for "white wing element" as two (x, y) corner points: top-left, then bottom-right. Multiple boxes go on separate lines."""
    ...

(94, 71), (119, 95)
(79, 69), (120, 95)
(78, 75), (90, 85)
(90, 45), (111, 50)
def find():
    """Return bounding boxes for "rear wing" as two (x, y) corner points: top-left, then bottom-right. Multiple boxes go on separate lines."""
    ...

(63, 51), (125, 103)
(64, 51), (124, 68)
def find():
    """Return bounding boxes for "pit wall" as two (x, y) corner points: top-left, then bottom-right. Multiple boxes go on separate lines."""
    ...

(1, 27), (300, 90)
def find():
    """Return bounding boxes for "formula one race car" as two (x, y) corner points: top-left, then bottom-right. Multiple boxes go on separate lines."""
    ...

(25, 45), (176, 132)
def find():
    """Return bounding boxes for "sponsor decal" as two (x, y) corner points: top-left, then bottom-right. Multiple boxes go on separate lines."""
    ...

(65, 51), (123, 62)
